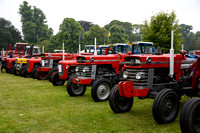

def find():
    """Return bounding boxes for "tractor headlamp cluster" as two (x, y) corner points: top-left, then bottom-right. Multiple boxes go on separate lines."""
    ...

(123, 71), (129, 79)
(83, 66), (89, 72)
(136, 72), (145, 80)
(75, 66), (79, 72)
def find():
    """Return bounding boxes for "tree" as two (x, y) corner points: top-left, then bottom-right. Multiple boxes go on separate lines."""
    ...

(83, 25), (108, 46)
(19, 1), (53, 44)
(142, 11), (182, 53)
(57, 18), (84, 53)
(109, 25), (126, 43)
(105, 20), (142, 42)
(78, 20), (94, 32)
(0, 18), (22, 50)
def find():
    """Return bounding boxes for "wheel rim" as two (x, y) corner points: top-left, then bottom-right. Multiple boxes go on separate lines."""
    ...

(192, 103), (200, 132)
(115, 89), (132, 110)
(160, 95), (179, 121)
(71, 83), (84, 95)
(97, 82), (110, 100)
(38, 72), (47, 79)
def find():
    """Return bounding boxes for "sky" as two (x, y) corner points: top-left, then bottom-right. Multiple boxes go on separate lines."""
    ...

(0, 0), (199, 35)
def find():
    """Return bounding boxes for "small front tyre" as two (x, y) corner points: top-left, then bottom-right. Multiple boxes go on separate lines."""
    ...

(109, 84), (133, 113)
(66, 76), (86, 96)
(91, 78), (112, 102)
(152, 89), (180, 124)
(51, 71), (65, 86)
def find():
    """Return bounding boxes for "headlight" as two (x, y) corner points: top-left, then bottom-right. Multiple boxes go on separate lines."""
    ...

(41, 60), (45, 66)
(75, 66), (79, 72)
(146, 57), (152, 64)
(123, 71), (129, 79)
(58, 64), (62, 73)
(136, 72), (145, 80)
(66, 66), (68, 70)
(83, 66), (89, 72)
(90, 57), (94, 62)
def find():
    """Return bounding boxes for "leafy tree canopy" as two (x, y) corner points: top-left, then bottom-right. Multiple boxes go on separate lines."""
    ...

(83, 25), (108, 46)
(78, 20), (94, 32)
(19, 1), (53, 44)
(57, 18), (84, 53)
(0, 18), (22, 50)
(109, 25), (126, 44)
(142, 11), (182, 53)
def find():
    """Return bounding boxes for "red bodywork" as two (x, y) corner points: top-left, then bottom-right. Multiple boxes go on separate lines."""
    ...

(118, 54), (184, 97)
(27, 58), (42, 73)
(58, 60), (78, 80)
(37, 53), (78, 73)
(2, 43), (28, 62)
(72, 53), (127, 85)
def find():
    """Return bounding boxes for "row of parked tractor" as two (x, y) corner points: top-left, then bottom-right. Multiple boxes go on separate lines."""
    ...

(1, 40), (200, 132)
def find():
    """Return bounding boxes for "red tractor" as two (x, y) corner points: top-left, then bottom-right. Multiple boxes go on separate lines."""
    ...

(51, 45), (110, 86)
(35, 53), (79, 80)
(66, 42), (155, 102)
(108, 49), (200, 124)
(0, 43), (28, 72)
(24, 58), (42, 78)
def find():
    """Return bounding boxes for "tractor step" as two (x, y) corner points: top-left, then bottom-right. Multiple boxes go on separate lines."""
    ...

(183, 87), (192, 90)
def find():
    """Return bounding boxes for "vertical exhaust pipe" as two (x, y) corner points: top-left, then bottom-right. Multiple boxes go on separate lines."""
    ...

(169, 30), (174, 78)
(42, 46), (44, 53)
(62, 42), (65, 60)
(94, 38), (97, 55)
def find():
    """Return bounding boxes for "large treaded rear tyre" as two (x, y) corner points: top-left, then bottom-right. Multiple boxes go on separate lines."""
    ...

(51, 71), (65, 86)
(91, 78), (112, 102)
(152, 89), (180, 124)
(180, 98), (200, 133)
(66, 76), (86, 96)
(109, 84), (133, 113)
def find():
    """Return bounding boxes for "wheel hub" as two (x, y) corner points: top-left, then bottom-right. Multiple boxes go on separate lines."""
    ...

(97, 83), (110, 100)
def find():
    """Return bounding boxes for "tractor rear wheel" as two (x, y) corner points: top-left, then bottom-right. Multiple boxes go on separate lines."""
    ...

(51, 71), (65, 86)
(36, 71), (48, 80)
(152, 89), (180, 124)
(66, 76), (86, 96)
(91, 78), (112, 102)
(48, 67), (58, 82)
(19, 65), (26, 77)
(22, 66), (32, 78)
(180, 98), (200, 133)
(32, 68), (37, 79)
(109, 84), (133, 113)
(10, 65), (15, 74)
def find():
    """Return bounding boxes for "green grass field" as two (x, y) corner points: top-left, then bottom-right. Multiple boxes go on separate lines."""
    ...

(0, 70), (188, 132)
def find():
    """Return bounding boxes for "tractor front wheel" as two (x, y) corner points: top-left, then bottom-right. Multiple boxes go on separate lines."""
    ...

(180, 98), (200, 133)
(109, 84), (133, 113)
(152, 89), (180, 124)
(51, 71), (65, 86)
(91, 78), (111, 102)
(48, 67), (58, 82)
(66, 76), (86, 96)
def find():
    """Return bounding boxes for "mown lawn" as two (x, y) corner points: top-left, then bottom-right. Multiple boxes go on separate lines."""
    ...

(0, 70), (188, 132)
